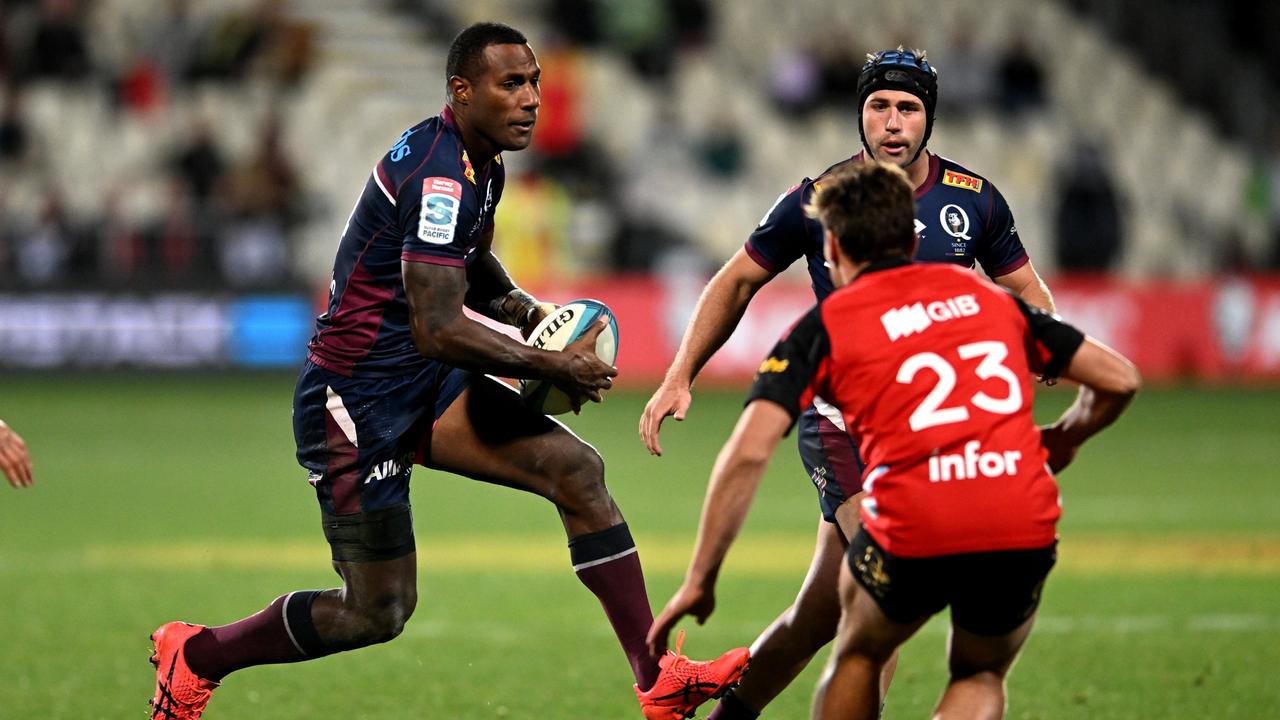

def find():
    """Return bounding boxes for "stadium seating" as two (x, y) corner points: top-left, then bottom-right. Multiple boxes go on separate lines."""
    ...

(0, 0), (1260, 282)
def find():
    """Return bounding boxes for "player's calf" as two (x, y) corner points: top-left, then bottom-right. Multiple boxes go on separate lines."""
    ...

(321, 585), (417, 649)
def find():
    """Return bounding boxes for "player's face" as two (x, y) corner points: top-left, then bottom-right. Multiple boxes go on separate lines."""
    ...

(862, 90), (926, 169)
(470, 43), (541, 152)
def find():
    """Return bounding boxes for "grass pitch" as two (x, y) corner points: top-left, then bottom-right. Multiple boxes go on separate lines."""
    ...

(1, 375), (1278, 718)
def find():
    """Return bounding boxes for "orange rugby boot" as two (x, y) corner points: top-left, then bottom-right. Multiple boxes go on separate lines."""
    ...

(634, 630), (751, 720)
(149, 622), (218, 719)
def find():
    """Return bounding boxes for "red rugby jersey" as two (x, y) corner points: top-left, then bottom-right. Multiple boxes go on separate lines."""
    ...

(748, 259), (1084, 557)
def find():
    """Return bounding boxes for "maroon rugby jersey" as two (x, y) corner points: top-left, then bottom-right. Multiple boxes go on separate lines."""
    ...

(749, 259), (1085, 557)
(307, 107), (505, 378)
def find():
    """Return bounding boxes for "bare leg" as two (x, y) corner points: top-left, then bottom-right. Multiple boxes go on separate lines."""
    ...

(811, 559), (926, 720)
(428, 377), (656, 687)
(730, 516), (845, 711)
(718, 498), (898, 718)
(428, 378), (622, 535)
(310, 554), (418, 650)
(931, 616), (1036, 720)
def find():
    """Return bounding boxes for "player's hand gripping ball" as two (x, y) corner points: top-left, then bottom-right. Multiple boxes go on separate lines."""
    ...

(521, 299), (619, 415)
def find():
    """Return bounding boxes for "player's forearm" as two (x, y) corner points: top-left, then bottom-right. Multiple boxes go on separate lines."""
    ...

(685, 451), (768, 588)
(412, 312), (558, 379)
(1048, 385), (1132, 447)
(996, 262), (1055, 314)
(1018, 277), (1055, 314)
(665, 271), (763, 387)
(1051, 339), (1140, 444)
(684, 404), (788, 586)
(463, 252), (519, 321)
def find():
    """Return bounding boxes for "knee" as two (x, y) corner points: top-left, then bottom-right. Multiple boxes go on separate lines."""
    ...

(782, 601), (841, 648)
(837, 637), (895, 668)
(547, 445), (609, 510)
(349, 587), (417, 645)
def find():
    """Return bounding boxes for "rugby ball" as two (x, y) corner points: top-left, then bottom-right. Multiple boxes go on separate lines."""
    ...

(520, 299), (619, 415)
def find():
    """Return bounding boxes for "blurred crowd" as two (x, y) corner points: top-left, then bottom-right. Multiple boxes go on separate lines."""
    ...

(3, 0), (1277, 294)
(392, 0), (720, 282)
(0, 0), (315, 290)
(763, 27), (1049, 122)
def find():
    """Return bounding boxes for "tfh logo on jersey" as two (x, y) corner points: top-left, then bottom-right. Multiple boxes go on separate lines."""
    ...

(880, 293), (981, 341)
(942, 169), (983, 193)
(418, 177), (462, 245)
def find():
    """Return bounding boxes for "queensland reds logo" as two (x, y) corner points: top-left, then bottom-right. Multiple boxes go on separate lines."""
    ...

(939, 204), (971, 241)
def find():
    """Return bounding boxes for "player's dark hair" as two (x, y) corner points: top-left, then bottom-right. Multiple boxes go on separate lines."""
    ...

(805, 162), (916, 264)
(446, 22), (528, 82)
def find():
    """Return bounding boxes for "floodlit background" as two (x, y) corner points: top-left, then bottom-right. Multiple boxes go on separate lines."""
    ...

(1, 1), (1278, 718)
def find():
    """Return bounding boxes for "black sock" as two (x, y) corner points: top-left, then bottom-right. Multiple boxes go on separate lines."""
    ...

(707, 688), (760, 720)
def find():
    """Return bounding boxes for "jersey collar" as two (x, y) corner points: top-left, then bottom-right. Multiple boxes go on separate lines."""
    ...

(849, 151), (940, 199)
(854, 256), (912, 281)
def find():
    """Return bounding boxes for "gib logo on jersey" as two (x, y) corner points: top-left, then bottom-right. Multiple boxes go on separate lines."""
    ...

(880, 293), (980, 341)
(417, 177), (462, 245)
(928, 441), (1022, 482)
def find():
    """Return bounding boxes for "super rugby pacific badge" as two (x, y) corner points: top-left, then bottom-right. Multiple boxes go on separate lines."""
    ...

(417, 177), (463, 245)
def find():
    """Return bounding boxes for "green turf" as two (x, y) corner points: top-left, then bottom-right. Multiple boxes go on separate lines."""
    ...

(1, 376), (1278, 718)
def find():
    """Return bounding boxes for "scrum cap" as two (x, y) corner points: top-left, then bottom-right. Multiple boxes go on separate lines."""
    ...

(856, 47), (938, 163)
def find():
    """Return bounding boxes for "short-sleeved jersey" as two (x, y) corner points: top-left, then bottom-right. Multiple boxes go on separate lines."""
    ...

(749, 260), (1084, 557)
(745, 152), (1028, 301)
(307, 106), (506, 377)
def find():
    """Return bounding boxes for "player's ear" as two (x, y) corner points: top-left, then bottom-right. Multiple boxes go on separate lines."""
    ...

(448, 75), (470, 105)
(823, 229), (840, 265)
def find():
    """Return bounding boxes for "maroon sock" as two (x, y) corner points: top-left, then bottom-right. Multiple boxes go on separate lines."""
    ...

(184, 590), (331, 682)
(569, 523), (660, 690)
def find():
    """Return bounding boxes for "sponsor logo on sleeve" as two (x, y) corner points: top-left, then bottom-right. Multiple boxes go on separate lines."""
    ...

(942, 169), (983, 193)
(417, 177), (463, 245)
(389, 128), (415, 162)
(461, 150), (477, 185)
(758, 356), (790, 373)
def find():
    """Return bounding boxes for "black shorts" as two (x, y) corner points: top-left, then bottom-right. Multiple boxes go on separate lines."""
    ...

(847, 528), (1057, 636)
